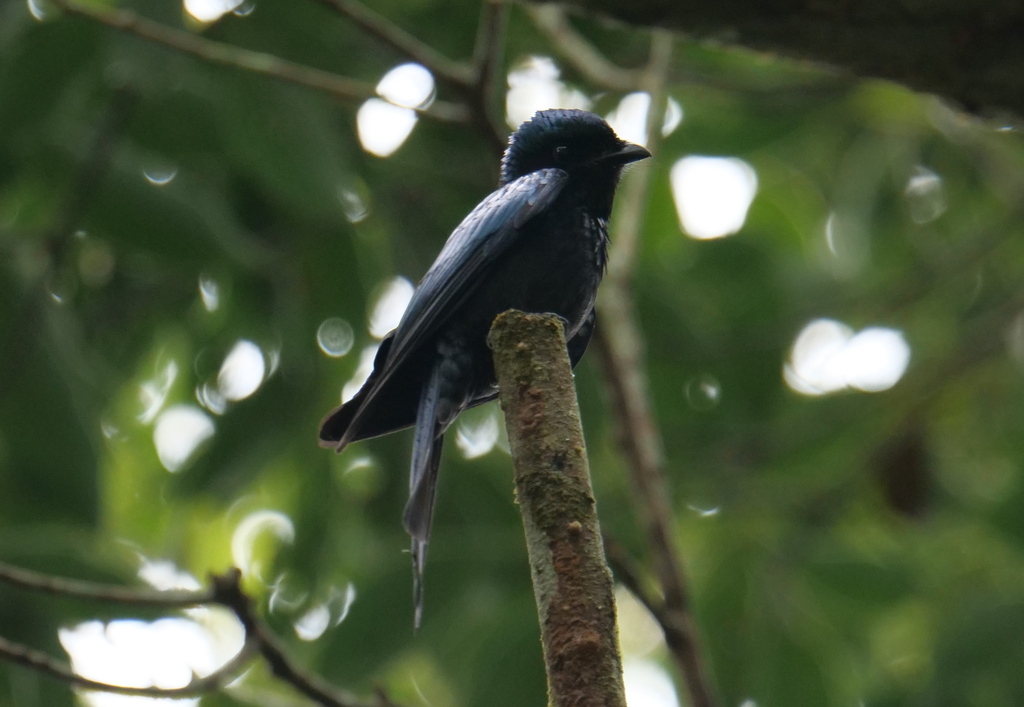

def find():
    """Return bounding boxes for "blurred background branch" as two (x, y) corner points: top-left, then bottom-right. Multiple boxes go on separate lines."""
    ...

(312, 0), (473, 87)
(524, 0), (1024, 119)
(316, 0), (508, 152)
(50, 0), (468, 123)
(595, 30), (718, 707)
(526, 5), (640, 91)
(0, 564), (396, 706)
(0, 632), (259, 699)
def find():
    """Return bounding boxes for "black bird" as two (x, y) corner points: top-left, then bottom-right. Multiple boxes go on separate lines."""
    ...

(319, 109), (649, 626)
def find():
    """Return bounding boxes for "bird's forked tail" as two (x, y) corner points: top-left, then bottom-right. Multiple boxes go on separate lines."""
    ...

(403, 363), (449, 630)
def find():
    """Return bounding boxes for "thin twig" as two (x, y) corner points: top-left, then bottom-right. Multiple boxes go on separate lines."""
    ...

(0, 633), (259, 698)
(223, 577), (371, 707)
(596, 32), (720, 707)
(526, 5), (643, 91)
(602, 532), (667, 624)
(607, 30), (673, 280)
(50, 0), (467, 123)
(470, 0), (511, 156)
(0, 564), (394, 707)
(472, 0), (507, 81)
(312, 0), (473, 86)
(0, 561), (213, 607)
(217, 685), (317, 707)
(53, 0), (368, 97)
(317, 0), (507, 153)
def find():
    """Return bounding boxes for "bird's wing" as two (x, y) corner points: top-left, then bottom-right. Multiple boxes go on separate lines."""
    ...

(388, 168), (567, 361)
(329, 168), (567, 449)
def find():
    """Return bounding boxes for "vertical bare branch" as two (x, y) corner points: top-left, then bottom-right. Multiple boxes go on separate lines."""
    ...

(489, 311), (626, 707)
(470, 0), (512, 156)
(597, 31), (720, 707)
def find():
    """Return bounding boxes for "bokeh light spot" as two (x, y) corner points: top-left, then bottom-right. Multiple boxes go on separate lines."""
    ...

(217, 339), (265, 401)
(357, 99), (417, 157)
(670, 156), (758, 239)
(687, 504), (721, 518)
(841, 328), (913, 392)
(784, 318), (911, 396)
(138, 559), (202, 591)
(684, 374), (721, 411)
(337, 186), (369, 223)
(1007, 311), (1024, 364)
(294, 604), (331, 642)
(59, 594), (244, 707)
(623, 658), (679, 707)
(153, 405), (215, 472)
(615, 585), (664, 658)
(456, 409), (500, 459)
(662, 98), (684, 137)
(231, 509), (295, 578)
(268, 573), (308, 614)
(27, 0), (49, 21)
(342, 345), (378, 403)
(198, 274), (220, 312)
(293, 582), (357, 641)
(142, 163), (178, 186)
(60, 619), (207, 701)
(823, 211), (870, 277)
(369, 276), (414, 339)
(197, 381), (228, 415)
(184, 0), (243, 22)
(605, 92), (684, 147)
(505, 56), (591, 129)
(334, 582), (357, 626)
(317, 317), (355, 358)
(138, 359), (179, 424)
(904, 165), (946, 224)
(377, 63), (435, 109)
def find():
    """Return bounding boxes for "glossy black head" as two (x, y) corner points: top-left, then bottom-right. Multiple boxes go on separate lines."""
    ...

(499, 109), (650, 186)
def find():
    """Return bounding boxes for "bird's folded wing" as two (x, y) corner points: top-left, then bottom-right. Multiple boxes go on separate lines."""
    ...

(328, 168), (567, 449)
(389, 168), (567, 361)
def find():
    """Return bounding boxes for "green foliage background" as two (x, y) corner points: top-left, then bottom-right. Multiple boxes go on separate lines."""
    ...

(2, 1), (1024, 705)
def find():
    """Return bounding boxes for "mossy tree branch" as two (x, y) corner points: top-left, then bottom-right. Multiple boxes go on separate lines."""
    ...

(488, 310), (625, 707)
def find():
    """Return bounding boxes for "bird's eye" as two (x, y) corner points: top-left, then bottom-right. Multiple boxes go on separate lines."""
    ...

(553, 145), (570, 163)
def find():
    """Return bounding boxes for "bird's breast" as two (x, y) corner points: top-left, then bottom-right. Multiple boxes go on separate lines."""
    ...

(467, 205), (607, 335)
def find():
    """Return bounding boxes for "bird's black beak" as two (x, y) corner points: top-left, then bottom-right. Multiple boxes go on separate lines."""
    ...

(599, 141), (651, 166)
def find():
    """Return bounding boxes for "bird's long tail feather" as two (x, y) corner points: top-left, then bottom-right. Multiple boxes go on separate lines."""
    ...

(403, 365), (446, 630)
